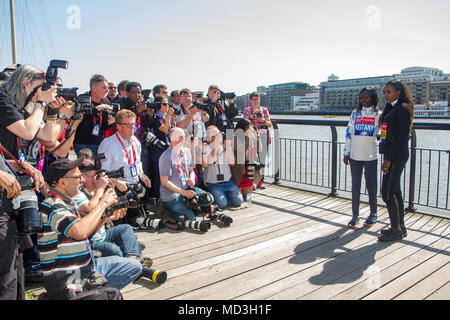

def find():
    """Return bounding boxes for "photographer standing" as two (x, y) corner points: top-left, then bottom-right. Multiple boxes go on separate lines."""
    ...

(243, 92), (272, 190)
(0, 154), (44, 300)
(0, 65), (64, 159)
(176, 89), (209, 139)
(97, 110), (151, 227)
(205, 85), (239, 134)
(73, 74), (113, 155)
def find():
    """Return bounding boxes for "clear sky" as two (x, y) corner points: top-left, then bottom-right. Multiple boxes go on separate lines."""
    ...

(1, 0), (449, 95)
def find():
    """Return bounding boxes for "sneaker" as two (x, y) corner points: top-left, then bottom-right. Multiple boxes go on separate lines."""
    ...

(381, 227), (407, 237)
(378, 228), (403, 242)
(257, 181), (266, 189)
(347, 217), (360, 229)
(364, 215), (377, 227)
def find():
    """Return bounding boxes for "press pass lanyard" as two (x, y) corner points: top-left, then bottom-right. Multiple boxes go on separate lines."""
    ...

(175, 151), (188, 186)
(116, 133), (137, 175)
(93, 101), (103, 125)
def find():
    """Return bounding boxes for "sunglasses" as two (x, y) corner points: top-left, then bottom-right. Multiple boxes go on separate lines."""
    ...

(109, 86), (117, 89)
(62, 175), (82, 180)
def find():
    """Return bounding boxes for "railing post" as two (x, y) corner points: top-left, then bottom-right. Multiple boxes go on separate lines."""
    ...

(407, 129), (417, 212)
(329, 125), (338, 197)
(273, 122), (281, 185)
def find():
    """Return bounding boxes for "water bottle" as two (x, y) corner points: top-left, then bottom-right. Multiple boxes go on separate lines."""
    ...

(247, 191), (252, 208)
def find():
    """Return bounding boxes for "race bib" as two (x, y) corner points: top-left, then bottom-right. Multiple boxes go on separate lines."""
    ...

(354, 117), (376, 137)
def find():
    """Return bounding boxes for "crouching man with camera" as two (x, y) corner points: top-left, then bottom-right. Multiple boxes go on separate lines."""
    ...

(0, 154), (43, 300)
(97, 109), (152, 227)
(202, 126), (243, 210)
(37, 158), (142, 299)
(159, 128), (214, 231)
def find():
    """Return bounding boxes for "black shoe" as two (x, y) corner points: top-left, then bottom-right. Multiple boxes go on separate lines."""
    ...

(381, 227), (407, 237)
(378, 229), (403, 242)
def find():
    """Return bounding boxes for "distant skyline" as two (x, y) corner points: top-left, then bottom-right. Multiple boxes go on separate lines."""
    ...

(1, 0), (449, 95)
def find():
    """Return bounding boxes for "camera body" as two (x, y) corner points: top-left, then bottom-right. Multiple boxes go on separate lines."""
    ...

(104, 183), (146, 217)
(192, 100), (210, 113)
(145, 131), (168, 151)
(220, 91), (236, 100)
(11, 175), (42, 235)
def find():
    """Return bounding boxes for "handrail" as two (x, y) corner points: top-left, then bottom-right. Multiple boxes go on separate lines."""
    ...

(249, 117), (450, 217)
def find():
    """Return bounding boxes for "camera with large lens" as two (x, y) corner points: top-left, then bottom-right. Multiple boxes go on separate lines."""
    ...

(220, 91), (236, 100)
(246, 163), (257, 180)
(185, 189), (209, 216)
(104, 183), (146, 217)
(97, 167), (125, 179)
(104, 103), (121, 117)
(192, 100), (210, 113)
(145, 131), (167, 151)
(11, 175), (42, 235)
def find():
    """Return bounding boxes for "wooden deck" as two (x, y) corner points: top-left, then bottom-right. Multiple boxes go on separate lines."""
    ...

(123, 185), (450, 300)
(27, 185), (450, 300)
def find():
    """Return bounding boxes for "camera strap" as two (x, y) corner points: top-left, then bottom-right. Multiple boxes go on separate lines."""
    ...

(115, 133), (137, 172)
(0, 143), (33, 177)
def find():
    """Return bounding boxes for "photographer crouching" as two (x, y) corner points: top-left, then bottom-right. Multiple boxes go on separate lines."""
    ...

(37, 158), (143, 299)
(97, 109), (152, 228)
(0, 153), (44, 300)
(159, 128), (214, 232)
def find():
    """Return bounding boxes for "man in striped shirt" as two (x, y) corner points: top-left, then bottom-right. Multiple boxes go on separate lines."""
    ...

(37, 158), (142, 299)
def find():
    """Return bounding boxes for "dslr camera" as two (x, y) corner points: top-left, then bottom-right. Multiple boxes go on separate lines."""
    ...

(39, 59), (92, 120)
(144, 131), (168, 151)
(104, 183), (146, 217)
(11, 175), (42, 235)
(192, 100), (210, 113)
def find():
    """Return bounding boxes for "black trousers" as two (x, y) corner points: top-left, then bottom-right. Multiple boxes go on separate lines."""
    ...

(0, 209), (25, 300)
(381, 150), (409, 230)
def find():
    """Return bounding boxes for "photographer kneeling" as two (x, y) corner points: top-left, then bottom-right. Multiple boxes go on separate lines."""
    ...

(37, 158), (142, 299)
(159, 128), (214, 229)
(202, 126), (243, 210)
(98, 109), (151, 227)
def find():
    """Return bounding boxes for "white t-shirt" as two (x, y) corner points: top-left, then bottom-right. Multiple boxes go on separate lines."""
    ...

(344, 107), (381, 161)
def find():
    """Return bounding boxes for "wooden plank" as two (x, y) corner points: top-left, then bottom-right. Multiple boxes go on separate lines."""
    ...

(394, 262), (450, 300)
(124, 203), (380, 300)
(329, 218), (449, 300)
(123, 206), (355, 299)
(425, 281), (450, 300)
(233, 211), (422, 300)
(298, 219), (449, 300)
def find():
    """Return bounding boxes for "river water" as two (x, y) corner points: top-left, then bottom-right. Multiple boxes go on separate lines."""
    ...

(262, 115), (450, 217)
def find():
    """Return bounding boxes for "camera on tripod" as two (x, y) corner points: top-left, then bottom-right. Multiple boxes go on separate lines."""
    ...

(11, 175), (42, 235)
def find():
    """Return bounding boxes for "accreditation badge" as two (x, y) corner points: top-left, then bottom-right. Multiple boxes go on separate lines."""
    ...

(130, 164), (138, 177)
(92, 124), (101, 136)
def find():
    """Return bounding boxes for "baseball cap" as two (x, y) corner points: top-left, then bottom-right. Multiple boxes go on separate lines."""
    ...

(45, 157), (84, 186)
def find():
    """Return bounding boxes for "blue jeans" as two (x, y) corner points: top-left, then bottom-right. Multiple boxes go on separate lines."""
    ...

(73, 144), (99, 155)
(91, 224), (141, 258)
(163, 187), (214, 221)
(205, 180), (243, 209)
(94, 255), (142, 291)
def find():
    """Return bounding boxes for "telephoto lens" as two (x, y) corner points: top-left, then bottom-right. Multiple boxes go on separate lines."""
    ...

(216, 214), (233, 227)
(14, 189), (42, 235)
(176, 216), (211, 232)
(141, 267), (167, 284)
(246, 164), (256, 180)
(135, 215), (165, 230)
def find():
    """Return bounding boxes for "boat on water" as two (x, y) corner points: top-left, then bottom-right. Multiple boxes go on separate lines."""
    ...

(414, 101), (450, 119)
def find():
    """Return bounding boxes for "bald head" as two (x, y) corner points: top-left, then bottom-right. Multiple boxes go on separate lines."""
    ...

(169, 127), (186, 147)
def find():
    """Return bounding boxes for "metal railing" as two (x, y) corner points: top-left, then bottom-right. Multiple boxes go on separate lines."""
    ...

(260, 119), (450, 218)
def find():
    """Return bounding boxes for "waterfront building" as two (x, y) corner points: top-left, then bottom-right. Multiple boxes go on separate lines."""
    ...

(319, 66), (450, 111)
(292, 92), (319, 111)
(266, 82), (312, 113)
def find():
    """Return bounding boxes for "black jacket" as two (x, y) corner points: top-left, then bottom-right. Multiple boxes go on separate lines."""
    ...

(379, 103), (411, 162)
(205, 98), (239, 133)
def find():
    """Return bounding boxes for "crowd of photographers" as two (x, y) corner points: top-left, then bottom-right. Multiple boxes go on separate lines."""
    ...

(0, 61), (272, 300)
